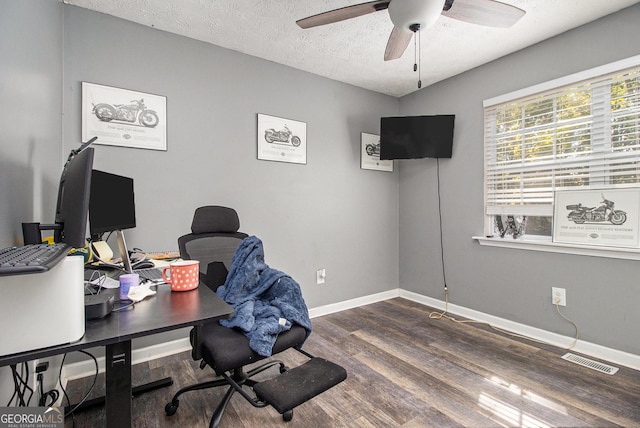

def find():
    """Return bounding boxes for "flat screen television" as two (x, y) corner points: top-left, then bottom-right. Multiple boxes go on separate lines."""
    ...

(379, 115), (455, 160)
(89, 170), (136, 236)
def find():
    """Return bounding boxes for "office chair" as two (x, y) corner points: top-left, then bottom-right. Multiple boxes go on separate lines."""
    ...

(165, 206), (346, 428)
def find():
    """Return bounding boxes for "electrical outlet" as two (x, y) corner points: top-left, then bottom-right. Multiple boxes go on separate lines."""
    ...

(552, 287), (566, 306)
(316, 268), (326, 285)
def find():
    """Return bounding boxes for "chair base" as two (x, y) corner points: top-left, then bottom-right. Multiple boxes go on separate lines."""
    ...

(165, 359), (285, 428)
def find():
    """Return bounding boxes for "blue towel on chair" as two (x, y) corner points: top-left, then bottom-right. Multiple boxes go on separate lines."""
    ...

(216, 236), (312, 356)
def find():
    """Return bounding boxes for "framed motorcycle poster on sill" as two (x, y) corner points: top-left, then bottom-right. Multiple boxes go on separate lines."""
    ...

(81, 82), (167, 151)
(553, 188), (640, 248)
(257, 114), (306, 164)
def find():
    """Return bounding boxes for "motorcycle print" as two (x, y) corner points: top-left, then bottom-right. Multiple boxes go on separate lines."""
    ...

(92, 99), (159, 128)
(264, 124), (301, 147)
(365, 143), (380, 156)
(566, 194), (627, 225)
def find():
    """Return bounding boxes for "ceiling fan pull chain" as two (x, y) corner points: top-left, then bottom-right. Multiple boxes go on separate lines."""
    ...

(413, 32), (418, 72)
(417, 27), (422, 89)
(409, 23), (423, 89)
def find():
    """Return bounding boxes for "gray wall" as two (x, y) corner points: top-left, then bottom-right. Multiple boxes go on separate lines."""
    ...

(0, 0), (65, 405)
(0, 0), (63, 248)
(62, 6), (400, 312)
(397, 4), (640, 355)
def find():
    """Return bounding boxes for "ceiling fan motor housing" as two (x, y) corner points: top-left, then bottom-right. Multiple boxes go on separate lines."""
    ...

(388, 0), (446, 32)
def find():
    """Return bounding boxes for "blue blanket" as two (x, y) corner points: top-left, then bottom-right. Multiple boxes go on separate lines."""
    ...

(216, 236), (312, 356)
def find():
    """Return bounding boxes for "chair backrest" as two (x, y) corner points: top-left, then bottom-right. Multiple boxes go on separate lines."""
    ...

(178, 206), (248, 291)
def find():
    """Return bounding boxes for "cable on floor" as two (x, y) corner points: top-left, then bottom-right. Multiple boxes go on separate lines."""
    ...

(427, 287), (579, 350)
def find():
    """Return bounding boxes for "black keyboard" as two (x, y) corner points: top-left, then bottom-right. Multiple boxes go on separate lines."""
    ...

(0, 243), (70, 276)
(134, 267), (165, 283)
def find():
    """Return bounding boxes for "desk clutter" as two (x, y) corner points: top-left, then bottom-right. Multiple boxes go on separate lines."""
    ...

(86, 240), (180, 271)
(117, 273), (157, 302)
(84, 270), (157, 320)
(83, 256), (199, 321)
(148, 250), (181, 260)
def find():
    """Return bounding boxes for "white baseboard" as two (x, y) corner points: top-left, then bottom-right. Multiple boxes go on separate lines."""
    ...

(399, 289), (640, 371)
(63, 288), (639, 380)
(64, 338), (193, 381)
(308, 289), (400, 318)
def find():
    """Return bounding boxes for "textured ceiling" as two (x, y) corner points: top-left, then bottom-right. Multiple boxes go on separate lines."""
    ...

(63, 0), (640, 97)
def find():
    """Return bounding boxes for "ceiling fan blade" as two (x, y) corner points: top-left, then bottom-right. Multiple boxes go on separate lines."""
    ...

(442, 0), (525, 28)
(384, 27), (413, 61)
(297, 1), (390, 29)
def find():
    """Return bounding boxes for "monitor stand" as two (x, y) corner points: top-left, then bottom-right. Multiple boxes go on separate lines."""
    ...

(116, 230), (133, 274)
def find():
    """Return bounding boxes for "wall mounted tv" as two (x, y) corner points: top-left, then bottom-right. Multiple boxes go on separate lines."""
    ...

(380, 115), (455, 160)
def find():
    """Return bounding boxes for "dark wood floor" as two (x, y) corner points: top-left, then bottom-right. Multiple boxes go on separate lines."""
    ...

(64, 298), (640, 427)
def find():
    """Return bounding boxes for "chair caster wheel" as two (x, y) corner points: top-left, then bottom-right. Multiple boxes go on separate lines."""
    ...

(283, 410), (293, 422)
(165, 400), (179, 416)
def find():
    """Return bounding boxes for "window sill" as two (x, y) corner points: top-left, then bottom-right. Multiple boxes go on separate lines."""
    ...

(472, 236), (640, 261)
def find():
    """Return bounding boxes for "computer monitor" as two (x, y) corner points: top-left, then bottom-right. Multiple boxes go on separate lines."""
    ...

(89, 170), (136, 236)
(53, 147), (95, 248)
(89, 170), (137, 273)
(22, 140), (97, 248)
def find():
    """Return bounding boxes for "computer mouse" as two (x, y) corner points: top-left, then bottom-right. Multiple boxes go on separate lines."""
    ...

(132, 260), (155, 270)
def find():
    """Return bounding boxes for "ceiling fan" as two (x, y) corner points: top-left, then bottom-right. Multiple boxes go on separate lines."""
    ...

(297, 0), (526, 62)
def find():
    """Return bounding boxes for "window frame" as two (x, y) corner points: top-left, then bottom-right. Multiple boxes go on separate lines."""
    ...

(479, 55), (640, 257)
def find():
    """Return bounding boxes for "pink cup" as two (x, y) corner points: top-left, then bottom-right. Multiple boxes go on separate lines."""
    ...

(162, 260), (200, 291)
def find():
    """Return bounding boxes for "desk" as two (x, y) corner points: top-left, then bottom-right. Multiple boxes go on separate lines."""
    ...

(0, 283), (233, 428)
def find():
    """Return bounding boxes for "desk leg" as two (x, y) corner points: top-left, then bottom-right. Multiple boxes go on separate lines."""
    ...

(105, 341), (131, 428)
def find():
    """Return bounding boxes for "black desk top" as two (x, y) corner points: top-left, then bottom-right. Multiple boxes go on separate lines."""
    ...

(0, 283), (233, 366)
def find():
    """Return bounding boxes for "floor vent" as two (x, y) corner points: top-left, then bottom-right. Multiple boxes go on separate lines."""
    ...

(561, 353), (618, 375)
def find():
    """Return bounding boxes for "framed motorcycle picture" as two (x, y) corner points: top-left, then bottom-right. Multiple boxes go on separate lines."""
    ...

(257, 113), (306, 164)
(361, 132), (393, 172)
(81, 82), (167, 151)
(553, 188), (640, 248)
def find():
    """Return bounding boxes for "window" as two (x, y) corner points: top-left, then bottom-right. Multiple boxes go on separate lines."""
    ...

(483, 56), (640, 238)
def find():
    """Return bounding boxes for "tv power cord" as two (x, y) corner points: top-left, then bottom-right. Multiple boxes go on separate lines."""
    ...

(427, 286), (579, 351)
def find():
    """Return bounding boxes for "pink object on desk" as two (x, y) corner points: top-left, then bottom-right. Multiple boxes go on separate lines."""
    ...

(162, 260), (199, 291)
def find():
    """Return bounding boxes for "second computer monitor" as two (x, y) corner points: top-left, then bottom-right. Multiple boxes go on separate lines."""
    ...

(89, 170), (136, 237)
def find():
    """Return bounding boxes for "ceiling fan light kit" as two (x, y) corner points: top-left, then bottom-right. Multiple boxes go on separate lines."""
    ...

(388, 0), (445, 32)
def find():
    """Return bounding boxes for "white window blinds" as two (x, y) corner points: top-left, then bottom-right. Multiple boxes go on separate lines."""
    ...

(484, 58), (640, 216)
